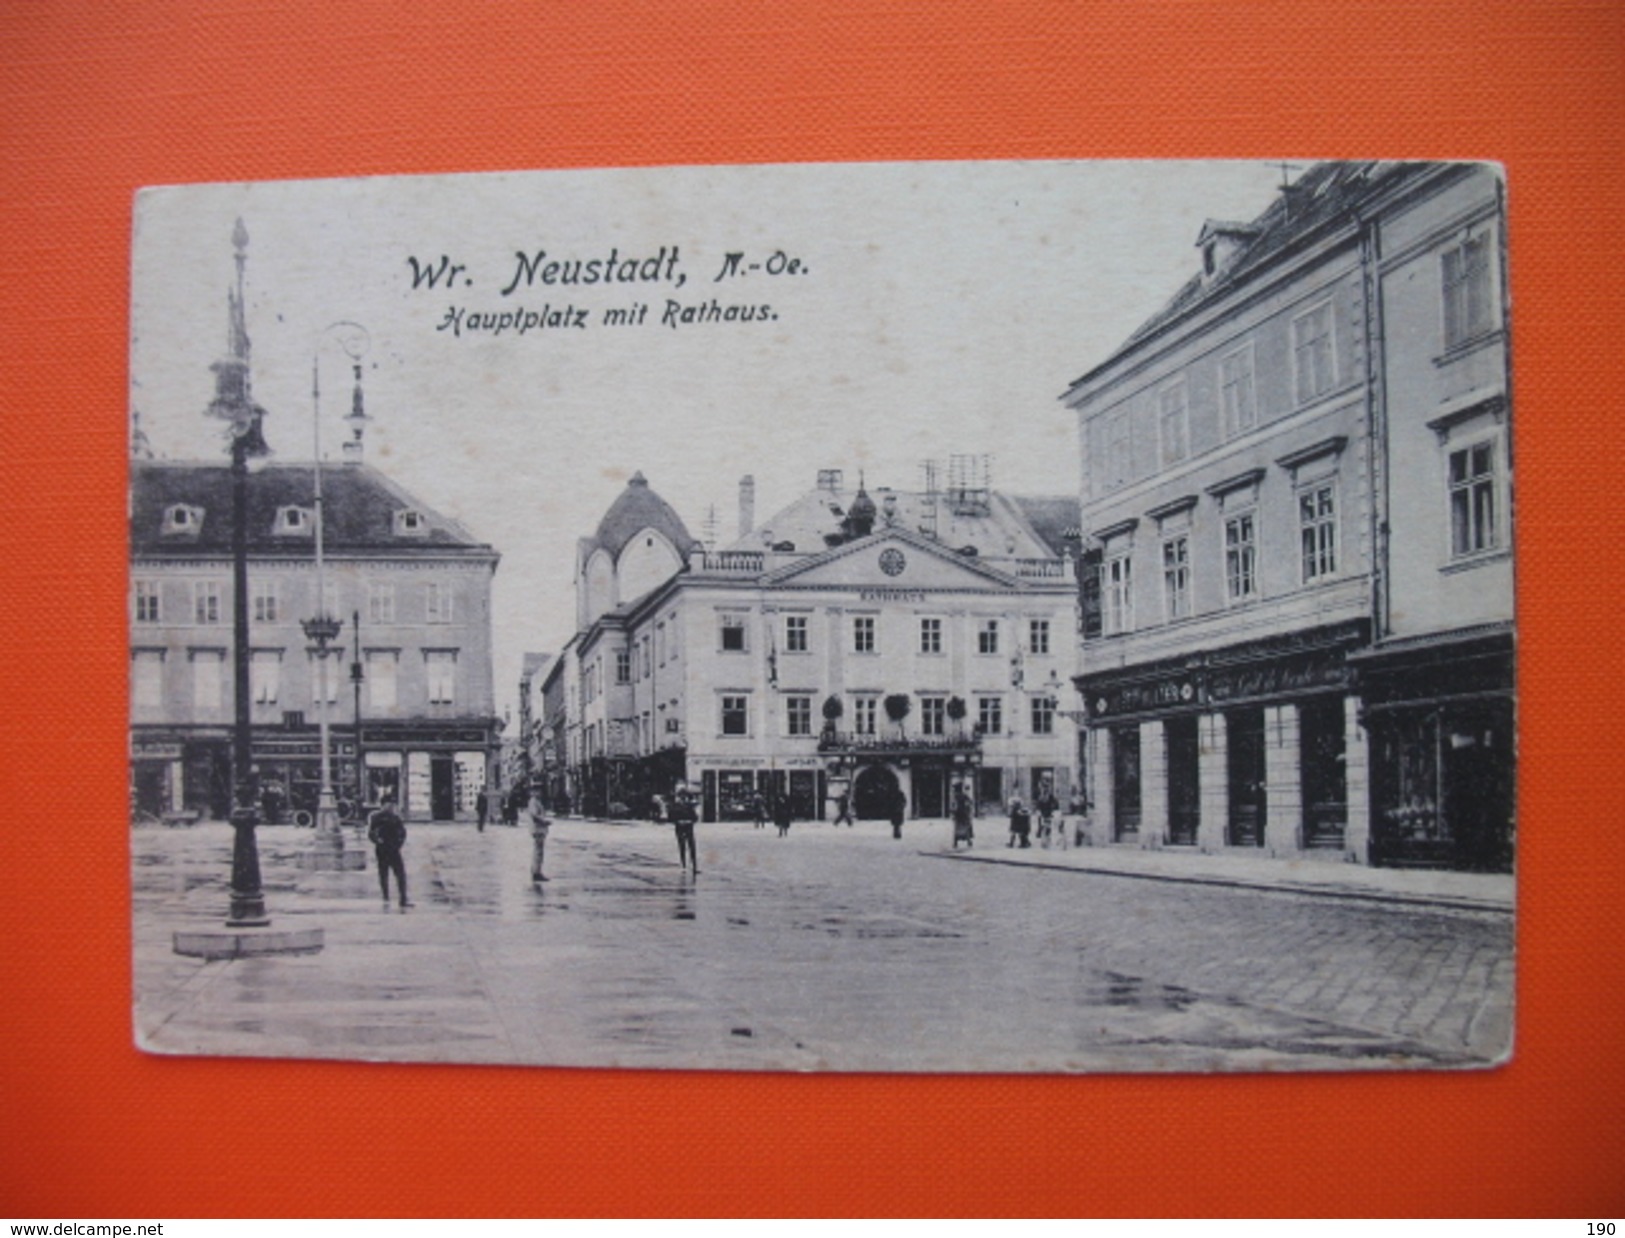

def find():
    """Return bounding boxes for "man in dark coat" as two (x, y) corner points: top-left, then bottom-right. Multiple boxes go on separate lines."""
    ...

(367, 794), (411, 908)
(1008, 796), (1032, 849)
(669, 786), (699, 873)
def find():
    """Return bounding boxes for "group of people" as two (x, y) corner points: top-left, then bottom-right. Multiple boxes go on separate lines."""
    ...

(363, 780), (1092, 907)
(1005, 788), (1088, 850)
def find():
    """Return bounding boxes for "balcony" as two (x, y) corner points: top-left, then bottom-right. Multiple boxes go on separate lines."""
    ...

(1012, 557), (1067, 579)
(697, 550), (764, 574)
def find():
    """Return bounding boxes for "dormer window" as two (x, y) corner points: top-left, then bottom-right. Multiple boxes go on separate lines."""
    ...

(273, 505), (314, 536)
(1196, 220), (1259, 284)
(394, 509), (428, 537)
(161, 504), (204, 537)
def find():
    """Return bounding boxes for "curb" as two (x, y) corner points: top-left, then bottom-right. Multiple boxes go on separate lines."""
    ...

(927, 849), (1513, 914)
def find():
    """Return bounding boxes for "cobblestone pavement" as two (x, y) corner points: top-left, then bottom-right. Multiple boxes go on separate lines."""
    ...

(132, 817), (1513, 1073)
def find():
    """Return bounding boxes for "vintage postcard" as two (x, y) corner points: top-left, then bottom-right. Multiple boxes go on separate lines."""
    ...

(130, 161), (1514, 1072)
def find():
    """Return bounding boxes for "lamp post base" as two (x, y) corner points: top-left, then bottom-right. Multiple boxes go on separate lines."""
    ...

(297, 787), (367, 871)
(174, 926), (324, 959)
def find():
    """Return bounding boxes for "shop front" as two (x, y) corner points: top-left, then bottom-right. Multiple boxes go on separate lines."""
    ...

(1352, 624), (1514, 872)
(360, 720), (496, 822)
(1080, 620), (1369, 858)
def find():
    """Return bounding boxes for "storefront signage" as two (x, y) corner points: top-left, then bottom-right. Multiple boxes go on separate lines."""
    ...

(132, 742), (183, 759)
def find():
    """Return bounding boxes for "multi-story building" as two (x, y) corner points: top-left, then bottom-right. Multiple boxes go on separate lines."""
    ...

(129, 228), (502, 823)
(1061, 161), (1512, 871)
(564, 466), (1081, 823)
(130, 458), (502, 822)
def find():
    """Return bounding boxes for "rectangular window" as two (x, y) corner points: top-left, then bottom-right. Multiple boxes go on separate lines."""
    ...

(978, 619), (1000, 655)
(132, 650), (163, 709)
(1225, 513), (1258, 601)
(786, 695), (812, 736)
(919, 617), (942, 654)
(1105, 552), (1133, 634)
(615, 650), (631, 685)
(251, 650), (280, 705)
(1292, 301), (1336, 403)
(426, 582), (454, 624)
(1220, 346), (1257, 437)
(367, 582), (395, 625)
(1028, 619), (1050, 655)
(1162, 535), (1190, 620)
(1299, 483), (1338, 581)
(1031, 695), (1056, 736)
(920, 697), (946, 737)
(721, 694), (749, 736)
(719, 615), (747, 652)
(785, 615), (808, 653)
(852, 615), (876, 654)
(1450, 441), (1499, 556)
(977, 696), (1004, 735)
(426, 651), (456, 704)
(853, 697), (878, 736)
(134, 580), (161, 624)
(366, 650), (397, 710)
(1443, 233), (1494, 348)
(193, 580), (222, 625)
(1159, 381), (1189, 465)
(252, 582), (279, 624)
(192, 650), (223, 712)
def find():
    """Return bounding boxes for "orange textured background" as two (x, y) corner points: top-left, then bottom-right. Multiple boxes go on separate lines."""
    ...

(2, 0), (1622, 1217)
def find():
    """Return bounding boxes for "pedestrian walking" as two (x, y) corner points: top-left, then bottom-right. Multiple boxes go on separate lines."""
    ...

(527, 792), (551, 883)
(773, 791), (792, 838)
(1068, 791), (1089, 847)
(751, 790), (767, 830)
(669, 786), (699, 872)
(367, 794), (410, 908)
(951, 786), (975, 849)
(833, 788), (854, 827)
(1007, 796), (1032, 848)
(1035, 785), (1058, 849)
(890, 784), (906, 840)
(475, 787), (489, 832)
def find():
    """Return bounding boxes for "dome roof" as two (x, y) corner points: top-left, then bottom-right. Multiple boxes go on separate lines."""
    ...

(590, 471), (696, 561)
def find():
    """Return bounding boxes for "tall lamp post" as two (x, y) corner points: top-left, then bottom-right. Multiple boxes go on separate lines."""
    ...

(175, 219), (324, 956)
(303, 320), (370, 869)
(219, 246), (273, 925)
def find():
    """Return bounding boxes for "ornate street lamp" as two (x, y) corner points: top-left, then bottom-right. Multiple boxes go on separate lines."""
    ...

(210, 219), (274, 927)
(301, 320), (370, 870)
(175, 219), (323, 957)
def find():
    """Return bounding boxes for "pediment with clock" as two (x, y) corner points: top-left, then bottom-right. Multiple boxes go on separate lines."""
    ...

(761, 529), (1031, 594)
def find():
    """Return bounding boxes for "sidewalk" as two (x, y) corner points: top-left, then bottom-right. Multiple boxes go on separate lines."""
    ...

(568, 812), (1514, 913)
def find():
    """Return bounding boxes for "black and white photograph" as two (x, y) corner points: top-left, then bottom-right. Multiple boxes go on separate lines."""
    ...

(129, 159), (1515, 1073)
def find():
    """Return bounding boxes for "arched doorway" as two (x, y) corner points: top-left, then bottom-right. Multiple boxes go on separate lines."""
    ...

(852, 763), (901, 820)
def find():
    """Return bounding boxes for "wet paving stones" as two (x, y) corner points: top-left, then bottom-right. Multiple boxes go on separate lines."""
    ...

(133, 818), (1513, 1072)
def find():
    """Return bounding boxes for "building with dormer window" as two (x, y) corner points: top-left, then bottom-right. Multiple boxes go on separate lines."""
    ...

(131, 458), (502, 822)
(561, 467), (1080, 823)
(1063, 161), (1512, 871)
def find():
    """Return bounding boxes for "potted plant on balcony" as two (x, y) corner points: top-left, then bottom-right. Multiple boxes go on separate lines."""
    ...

(820, 694), (843, 748)
(946, 694), (967, 737)
(883, 693), (912, 739)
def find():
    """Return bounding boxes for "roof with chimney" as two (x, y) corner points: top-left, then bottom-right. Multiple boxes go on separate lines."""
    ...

(725, 479), (1079, 563)
(1065, 160), (1440, 395)
(129, 459), (496, 560)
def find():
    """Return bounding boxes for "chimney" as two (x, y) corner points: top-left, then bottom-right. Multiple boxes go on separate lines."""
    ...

(738, 474), (755, 539)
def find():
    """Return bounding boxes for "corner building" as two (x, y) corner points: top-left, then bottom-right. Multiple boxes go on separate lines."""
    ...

(565, 469), (1081, 823)
(1062, 162), (1512, 870)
